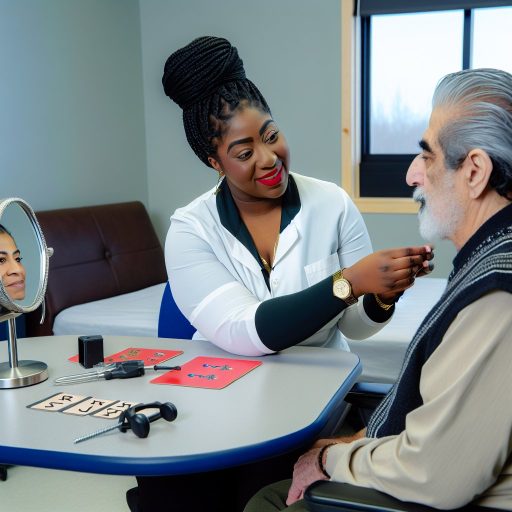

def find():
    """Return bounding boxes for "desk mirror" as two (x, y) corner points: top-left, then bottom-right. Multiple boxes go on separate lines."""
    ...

(0, 198), (50, 388)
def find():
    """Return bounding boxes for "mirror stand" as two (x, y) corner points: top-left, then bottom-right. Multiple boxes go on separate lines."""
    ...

(0, 314), (48, 389)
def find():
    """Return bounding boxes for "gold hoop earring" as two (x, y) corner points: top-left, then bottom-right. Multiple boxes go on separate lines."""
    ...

(214, 171), (224, 195)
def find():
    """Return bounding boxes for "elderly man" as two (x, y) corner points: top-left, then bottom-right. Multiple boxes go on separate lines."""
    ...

(245, 67), (512, 511)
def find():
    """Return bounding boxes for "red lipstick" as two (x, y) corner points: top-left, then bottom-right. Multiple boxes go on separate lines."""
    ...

(257, 166), (284, 187)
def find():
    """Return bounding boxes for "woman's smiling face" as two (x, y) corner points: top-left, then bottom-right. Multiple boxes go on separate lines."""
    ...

(0, 232), (26, 301)
(208, 105), (290, 203)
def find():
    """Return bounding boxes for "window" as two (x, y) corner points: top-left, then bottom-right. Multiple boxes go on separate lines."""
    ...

(342, 1), (512, 211)
(368, 11), (463, 156)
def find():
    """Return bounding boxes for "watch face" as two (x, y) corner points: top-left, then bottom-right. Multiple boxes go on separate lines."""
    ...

(333, 279), (351, 299)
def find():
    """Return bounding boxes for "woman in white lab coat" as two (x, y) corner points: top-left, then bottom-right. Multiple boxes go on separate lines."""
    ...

(162, 36), (432, 357)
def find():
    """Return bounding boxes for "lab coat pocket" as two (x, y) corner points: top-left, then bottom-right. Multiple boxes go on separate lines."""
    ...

(304, 252), (340, 287)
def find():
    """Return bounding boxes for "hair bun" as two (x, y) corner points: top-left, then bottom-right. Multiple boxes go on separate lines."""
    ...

(162, 36), (246, 110)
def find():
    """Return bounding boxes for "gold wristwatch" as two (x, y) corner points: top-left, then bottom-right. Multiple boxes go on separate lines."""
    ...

(332, 269), (357, 306)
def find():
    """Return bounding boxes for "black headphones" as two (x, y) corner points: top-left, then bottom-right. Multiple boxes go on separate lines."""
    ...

(119, 401), (178, 438)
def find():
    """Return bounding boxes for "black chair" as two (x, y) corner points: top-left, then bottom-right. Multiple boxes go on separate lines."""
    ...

(343, 382), (392, 430)
(304, 481), (503, 512)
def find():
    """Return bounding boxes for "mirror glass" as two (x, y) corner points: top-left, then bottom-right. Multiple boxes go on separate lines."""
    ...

(0, 202), (41, 308)
(0, 198), (48, 317)
(0, 197), (49, 388)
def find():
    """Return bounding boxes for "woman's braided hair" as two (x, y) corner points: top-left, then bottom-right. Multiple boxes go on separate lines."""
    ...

(162, 36), (270, 167)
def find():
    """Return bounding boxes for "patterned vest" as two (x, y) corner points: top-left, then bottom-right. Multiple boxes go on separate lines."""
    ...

(367, 203), (512, 438)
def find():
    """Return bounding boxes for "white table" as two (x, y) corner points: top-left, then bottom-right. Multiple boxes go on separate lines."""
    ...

(0, 335), (360, 476)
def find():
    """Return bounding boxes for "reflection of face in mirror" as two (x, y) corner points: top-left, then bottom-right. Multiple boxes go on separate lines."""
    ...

(0, 224), (26, 301)
(0, 202), (41, 308)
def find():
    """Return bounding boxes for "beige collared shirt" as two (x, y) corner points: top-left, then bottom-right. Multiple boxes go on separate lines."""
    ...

(326, 290), (512, 510)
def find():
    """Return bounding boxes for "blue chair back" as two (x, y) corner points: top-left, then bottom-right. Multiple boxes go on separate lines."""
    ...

(158, 282), (196, 340)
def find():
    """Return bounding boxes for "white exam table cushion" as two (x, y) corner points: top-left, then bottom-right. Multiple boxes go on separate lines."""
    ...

(52, 283), (165, 337)
(347, 277), (447, 382)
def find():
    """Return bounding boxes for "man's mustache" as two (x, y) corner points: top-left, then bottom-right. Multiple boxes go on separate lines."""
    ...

(413, 188), (426, 209)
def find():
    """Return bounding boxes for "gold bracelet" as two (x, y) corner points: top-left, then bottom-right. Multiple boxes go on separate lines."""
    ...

(373, 293), (394, 311)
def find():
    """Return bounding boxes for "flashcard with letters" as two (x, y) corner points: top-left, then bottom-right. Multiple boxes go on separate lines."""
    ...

(27, 392), (139, 420)
(69, 347), (182, 365)
(62, 398), (119, 417)
(28, 392), (89, 412)
(93, 400), (139, 420)
(150, 356), (262, 389)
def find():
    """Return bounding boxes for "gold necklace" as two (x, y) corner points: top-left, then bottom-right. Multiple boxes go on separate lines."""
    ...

(260, 233), (280, 273)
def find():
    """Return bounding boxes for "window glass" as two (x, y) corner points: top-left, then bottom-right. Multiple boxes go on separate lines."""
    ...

(472, 7), (512, 72)
(370, 11), (463, 154)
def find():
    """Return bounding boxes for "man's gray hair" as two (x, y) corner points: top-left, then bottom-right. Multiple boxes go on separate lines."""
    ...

(432, 68), (512, 199)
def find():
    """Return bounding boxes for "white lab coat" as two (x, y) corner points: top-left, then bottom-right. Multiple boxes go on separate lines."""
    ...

(165, 172), (390, 356)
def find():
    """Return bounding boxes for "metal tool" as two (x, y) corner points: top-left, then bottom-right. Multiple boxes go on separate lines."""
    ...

(74, 418), (125, 444)
(54, 360), (181, 385)
(74, 401), (178, 444)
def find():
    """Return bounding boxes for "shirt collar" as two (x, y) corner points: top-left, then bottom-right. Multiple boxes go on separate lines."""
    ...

(216, 172), (301, 253)
(215, 173), (301, 290)
(451, 201), (512, 277)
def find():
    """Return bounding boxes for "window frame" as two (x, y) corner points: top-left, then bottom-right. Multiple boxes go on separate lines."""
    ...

(341, 0), (512, 213)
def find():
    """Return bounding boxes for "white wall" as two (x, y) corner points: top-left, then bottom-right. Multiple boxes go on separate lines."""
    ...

(0, 0), (148, 211)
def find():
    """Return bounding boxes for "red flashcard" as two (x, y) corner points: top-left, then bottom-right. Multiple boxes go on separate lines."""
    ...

(150, 356), (261, 389)
(69, 347), (182, 365)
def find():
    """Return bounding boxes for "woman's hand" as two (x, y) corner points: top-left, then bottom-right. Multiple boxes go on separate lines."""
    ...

(344, 245), (433, 298)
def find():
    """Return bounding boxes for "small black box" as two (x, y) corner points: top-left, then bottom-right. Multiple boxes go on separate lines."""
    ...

(78, 335), (104, 368)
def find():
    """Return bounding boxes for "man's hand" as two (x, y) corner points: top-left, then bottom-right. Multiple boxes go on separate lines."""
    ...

(312, 428), (366, 448)
(286, 447), (328, 506)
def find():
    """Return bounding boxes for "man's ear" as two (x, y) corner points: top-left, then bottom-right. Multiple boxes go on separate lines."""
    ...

(464, 149), (493, 199)
(208, 156), (222, 173)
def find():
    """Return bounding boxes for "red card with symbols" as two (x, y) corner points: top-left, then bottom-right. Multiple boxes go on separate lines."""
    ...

(69, 347), (182, 365)
(150, 356), (261, 389)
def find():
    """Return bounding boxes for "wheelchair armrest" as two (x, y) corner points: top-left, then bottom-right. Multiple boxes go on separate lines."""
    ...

(304, 481), (435, 512)
(304, 481), (498, 512)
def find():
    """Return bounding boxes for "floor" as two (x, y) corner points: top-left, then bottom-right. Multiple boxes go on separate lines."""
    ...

(0, 465), (135, 511)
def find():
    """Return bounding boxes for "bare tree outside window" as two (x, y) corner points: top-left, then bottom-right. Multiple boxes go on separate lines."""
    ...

(370, 11), (462, 154)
